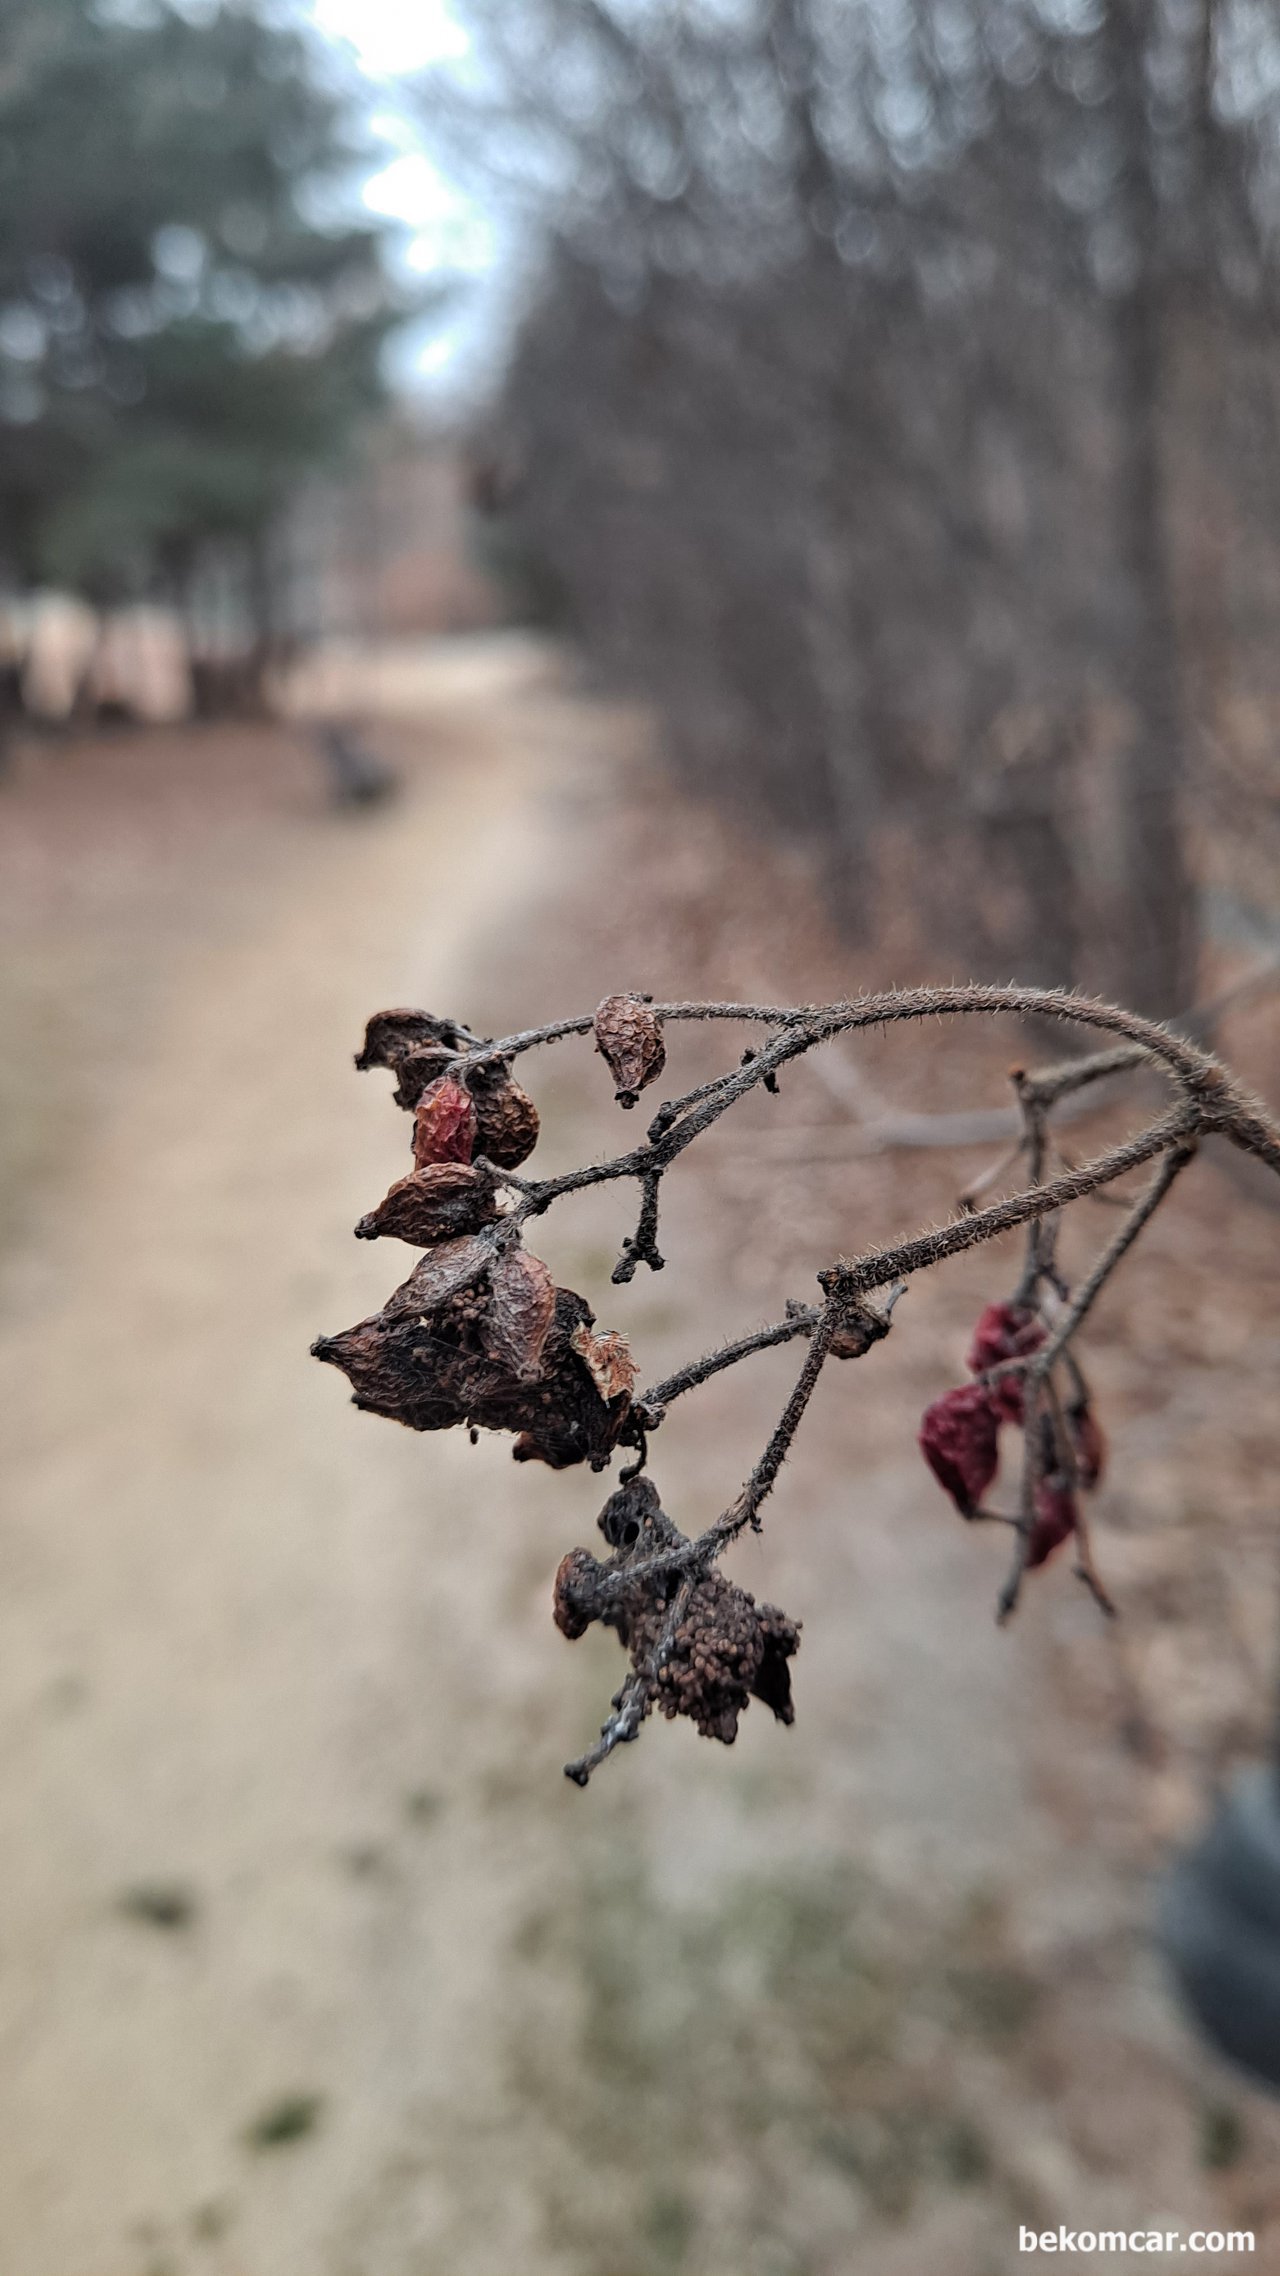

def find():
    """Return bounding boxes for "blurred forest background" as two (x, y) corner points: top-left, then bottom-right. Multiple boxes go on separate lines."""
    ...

(7, 0), (1280, 1007)
(7, 4), (1280, 2275)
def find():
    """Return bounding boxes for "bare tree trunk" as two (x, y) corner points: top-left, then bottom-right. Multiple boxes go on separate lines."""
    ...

(771, 0), (878, 937)
(1104, 0), (1197, 1015)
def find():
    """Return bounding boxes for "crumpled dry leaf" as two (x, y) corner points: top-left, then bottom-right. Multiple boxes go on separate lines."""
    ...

(384, 1234), (496, 1316)
(569, 1321), (637, 1404)
(482, 1247), (556, 1382)
(391, 1043), (455, 1111)
(553, 1478), (802, 1742)
(413, 1076), (477, 1167)
(593, 993), (666, 1108)
(355, 1008), (462, 1072)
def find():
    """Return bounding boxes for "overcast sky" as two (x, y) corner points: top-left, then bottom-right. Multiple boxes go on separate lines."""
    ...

(306, 0), (503, 397)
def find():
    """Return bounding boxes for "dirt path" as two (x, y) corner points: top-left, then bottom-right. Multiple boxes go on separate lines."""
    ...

(0, 657), (609, 2276)
(1, 647), (1278, 2276)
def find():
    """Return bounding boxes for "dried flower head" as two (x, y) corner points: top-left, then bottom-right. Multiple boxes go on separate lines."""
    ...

(554, 1478), (801, 1743)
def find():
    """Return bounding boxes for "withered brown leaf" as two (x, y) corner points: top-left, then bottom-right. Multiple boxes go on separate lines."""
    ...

(569, 1321), (637, 1404)
(355, 1008), (463, 1071)
(391, 1043), (455, 1111)
(386, 1234), (496, 1315)
(593, 994), (666, 1108)
(482, 1247), (556, 1382)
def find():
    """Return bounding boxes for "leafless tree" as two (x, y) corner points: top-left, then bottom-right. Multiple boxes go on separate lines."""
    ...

(431, 0), (1280, 1008)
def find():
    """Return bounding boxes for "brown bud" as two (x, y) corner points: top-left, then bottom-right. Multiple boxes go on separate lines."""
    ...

(593, 993), (666, 1108)
(355, 1161), (499, 1246)
(413, 1076), (477, 1167)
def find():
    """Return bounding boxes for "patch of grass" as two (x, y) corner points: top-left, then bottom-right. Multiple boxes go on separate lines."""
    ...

(509, 1851), (1024, 2272)
(645, 2187), (696, 2265)
(243, 2092), (324, 2151)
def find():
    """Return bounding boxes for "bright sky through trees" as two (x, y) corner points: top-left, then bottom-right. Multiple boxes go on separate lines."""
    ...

(308, 0), (497, 391)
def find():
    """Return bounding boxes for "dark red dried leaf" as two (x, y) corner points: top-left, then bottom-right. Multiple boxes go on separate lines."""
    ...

(413, 1076), (477, 1167)
(967, 1301), (1046, 1373)
(593, 993), (666, 1108)
(967, 1301), (1045, 1422)
(919, 1383), (1001, 1515)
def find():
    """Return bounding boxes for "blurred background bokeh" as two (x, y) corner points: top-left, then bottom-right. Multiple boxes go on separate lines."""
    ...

(6, 4), (1280, 2272)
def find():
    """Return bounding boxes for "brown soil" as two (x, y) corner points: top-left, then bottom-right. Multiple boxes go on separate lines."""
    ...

(1, 639), (1278, 2276)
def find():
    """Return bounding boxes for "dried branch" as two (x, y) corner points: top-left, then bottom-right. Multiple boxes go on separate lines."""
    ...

(316, 981), (1280, 1787)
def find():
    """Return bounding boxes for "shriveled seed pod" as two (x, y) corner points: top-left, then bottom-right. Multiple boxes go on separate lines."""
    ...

(593, 993), (666, 1108)
(641, 1571), (801, 1741)
(355, 1161), (499, 1246)
(413, 1076), (477, 1167)
(470, 1066), (540, 1169)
